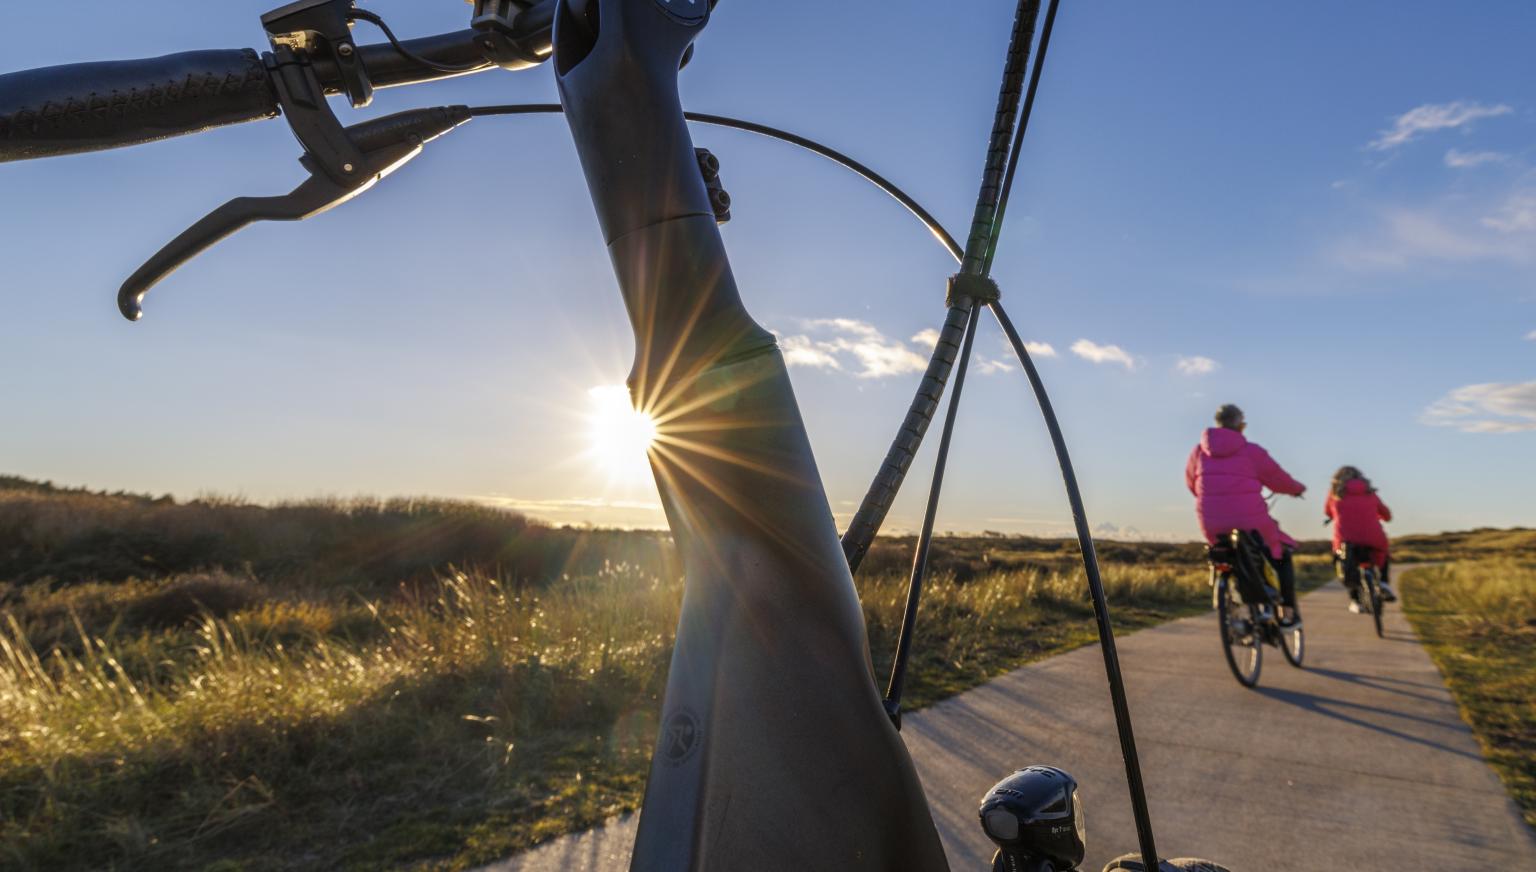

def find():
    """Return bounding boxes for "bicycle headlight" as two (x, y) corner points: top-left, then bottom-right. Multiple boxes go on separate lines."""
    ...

(978, 766), (1087, 870)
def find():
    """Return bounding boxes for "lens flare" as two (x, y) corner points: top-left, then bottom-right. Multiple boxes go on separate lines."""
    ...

(586, 385), (657, 485)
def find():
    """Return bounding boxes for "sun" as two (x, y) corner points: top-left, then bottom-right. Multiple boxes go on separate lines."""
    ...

(585, 385), (658, 485)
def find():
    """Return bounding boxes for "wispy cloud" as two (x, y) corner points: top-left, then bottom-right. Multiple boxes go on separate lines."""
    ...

(1333, 203), (1536, 269)
(782, 321), (1064, 379)
(1071, 339), (1137, 370)
(1368, 101), (1512, 150)
(1422, 381), (1536, 433)
(1482, 190), (1536, 234)
(920, 329), (1050, 365)
(777, 318), (927, 379)
(1176, 355), (1219, 376)
(779, 334), (841, 370)
(1526, 329), (1536, 341)
(1445, 148), (1509, 169)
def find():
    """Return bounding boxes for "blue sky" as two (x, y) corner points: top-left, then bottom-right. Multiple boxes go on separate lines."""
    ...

(2, 1), (1533, 540)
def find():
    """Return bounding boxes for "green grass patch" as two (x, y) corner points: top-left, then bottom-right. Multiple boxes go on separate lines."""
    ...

(1401, 561), (1536, 829)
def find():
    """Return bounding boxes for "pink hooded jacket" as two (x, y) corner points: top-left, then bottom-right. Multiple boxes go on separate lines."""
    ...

(1325, 478), (1391, 565)
(1185, 427), (1305, 559)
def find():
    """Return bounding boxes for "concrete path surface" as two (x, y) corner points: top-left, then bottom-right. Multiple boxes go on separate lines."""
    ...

(483, 578), (1536, 871)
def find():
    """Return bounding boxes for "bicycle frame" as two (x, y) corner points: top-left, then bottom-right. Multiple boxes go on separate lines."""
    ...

(553, 2), (948, 867)
(0, 1), (1190, 869)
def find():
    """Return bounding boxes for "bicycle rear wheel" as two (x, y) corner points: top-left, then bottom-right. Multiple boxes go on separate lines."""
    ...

(1279, 610), (1304, 667)
(1216, 576), (1261, 687)
(1364, 567), (1384, 638)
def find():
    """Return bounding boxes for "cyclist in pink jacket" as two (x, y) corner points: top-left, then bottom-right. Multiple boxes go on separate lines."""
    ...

(1326, 465), (1395, 608)
(1186, 404), (1307, 623)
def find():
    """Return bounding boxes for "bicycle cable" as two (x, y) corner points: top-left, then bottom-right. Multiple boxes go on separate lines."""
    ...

(465, 104), (964, 261)
(874, 0), (1044, 729)
(990, 2), (1160, 863)
(349, 8), (488, 74)
(835, 0), (1161, 863)
(837, 0), (1043, 574)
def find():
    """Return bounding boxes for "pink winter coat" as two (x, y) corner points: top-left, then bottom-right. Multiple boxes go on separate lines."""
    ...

(1325, 479), (1391, 565)
(1185, 427), (1306, 559)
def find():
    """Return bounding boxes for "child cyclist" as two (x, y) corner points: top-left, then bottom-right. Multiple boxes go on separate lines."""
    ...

(1325, 466), (1394, 609)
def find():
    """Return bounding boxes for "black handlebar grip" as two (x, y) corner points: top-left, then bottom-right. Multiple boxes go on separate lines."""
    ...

(0, 49), (278, 163)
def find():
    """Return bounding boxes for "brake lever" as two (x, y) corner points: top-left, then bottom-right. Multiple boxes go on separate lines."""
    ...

(118, 104), (470, 321)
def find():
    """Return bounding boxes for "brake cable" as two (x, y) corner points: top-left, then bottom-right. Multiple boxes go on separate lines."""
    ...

(466, 104), (964, 261)
(348, 8), (486, 74)
(875, 0), (1041, 726)
(836, 0), (1162, 865)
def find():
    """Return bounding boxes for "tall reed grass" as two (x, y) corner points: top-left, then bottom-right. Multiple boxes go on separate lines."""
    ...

(1, 560), (1229, 870)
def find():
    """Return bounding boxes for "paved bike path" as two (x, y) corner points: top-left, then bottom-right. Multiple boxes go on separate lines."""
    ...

(484, 577), (1536, 871)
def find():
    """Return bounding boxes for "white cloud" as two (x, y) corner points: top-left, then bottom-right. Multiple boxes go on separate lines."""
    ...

(910, 328), (941, 348)
(779, 334), (841, 370)
(1526, 330), (1536, 341)
(1176, 356), (1219, 376)
(1071, 339), (1137, 370)
(1445, 149), (1509, 169)
(1334, 205), (1536, 269)
(1368, 101), (1512, 150)
(1024, 341), (1057, 358)
(1422, 381), (1536, 433)
(1483, 190), (1536, 234)
(777, 318), (928, 379)
(975, 358), (1014, 375)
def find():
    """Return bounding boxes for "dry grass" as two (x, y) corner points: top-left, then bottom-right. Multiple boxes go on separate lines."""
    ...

(0, 475), (1428, 869)
(1402, 560), (1536, 829)
(0, 476), (671, 590)
(1, 564), (675, 871)
(1392, 527), (1536, 563)
(0, 555), (1278, 871)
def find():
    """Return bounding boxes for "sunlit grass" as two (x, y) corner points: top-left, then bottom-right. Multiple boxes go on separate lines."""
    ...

(1402, 559), (1536, 828)
(0, 475), (1353, 870)
(0, 564), (676, 871)
(0, 555), (1334, 871)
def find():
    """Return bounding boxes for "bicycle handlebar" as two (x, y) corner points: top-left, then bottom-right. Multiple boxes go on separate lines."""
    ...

(0, 49), (279, 162)
(0, 1), (555, 164)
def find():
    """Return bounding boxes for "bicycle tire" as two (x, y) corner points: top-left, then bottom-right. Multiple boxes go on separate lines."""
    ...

(1279, 611), (1304, 668)
(1365, 567), (1384, 638)
(1216, 575), (1261, 688)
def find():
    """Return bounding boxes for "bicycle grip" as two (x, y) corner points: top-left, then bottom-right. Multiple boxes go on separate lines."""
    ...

(0, 49), (278, 163)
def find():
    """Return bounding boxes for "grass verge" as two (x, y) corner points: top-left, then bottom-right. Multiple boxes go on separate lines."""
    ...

(1401, 561), (1536, 829)
(0, 554), (1338, 871)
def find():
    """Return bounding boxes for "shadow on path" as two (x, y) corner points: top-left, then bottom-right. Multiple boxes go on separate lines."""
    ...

(1305, 666), (1451, 705)
(1255, 685), (1483, 763)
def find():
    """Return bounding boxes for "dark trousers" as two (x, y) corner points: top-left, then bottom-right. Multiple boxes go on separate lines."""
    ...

(1266, 550), (1298, 609)
(1233, 536), (1295, 609)
(1342, 556), (1389, 600)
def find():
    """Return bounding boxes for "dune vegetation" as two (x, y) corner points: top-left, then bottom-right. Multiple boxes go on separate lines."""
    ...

(0, 475), (1429, 870)
(1401, 560), (1536, 829)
